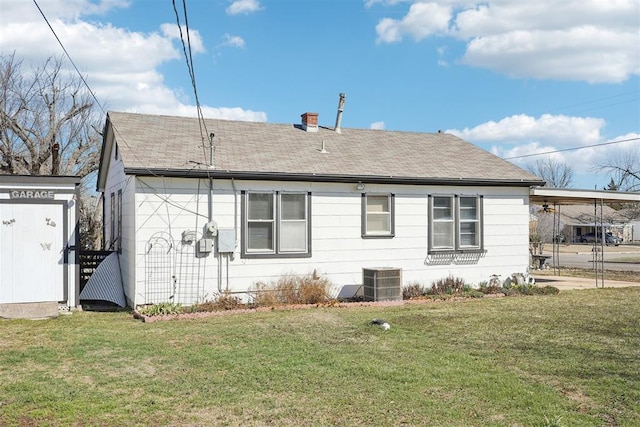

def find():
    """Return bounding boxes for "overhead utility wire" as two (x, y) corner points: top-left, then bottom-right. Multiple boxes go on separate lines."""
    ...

(503, 136), (640, 160)
(32, 0), (105, 114)
(172, 0), (211, 167)
(33, 0), (164, 192)
(551, 89), (639, 114)
(34, 0), (212, 221)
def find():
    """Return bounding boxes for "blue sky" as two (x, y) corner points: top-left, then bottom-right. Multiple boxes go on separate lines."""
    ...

(1, 0), (639, 189)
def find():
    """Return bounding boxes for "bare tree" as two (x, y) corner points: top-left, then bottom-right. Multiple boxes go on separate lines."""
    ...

(0, 53), (101, 176)
(596, 148), (640, 192)
(526, 158), (574, 188)
(0, 53), (103, 249)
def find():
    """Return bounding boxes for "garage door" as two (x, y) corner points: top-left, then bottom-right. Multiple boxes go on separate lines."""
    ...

(0, 203), (65, 304)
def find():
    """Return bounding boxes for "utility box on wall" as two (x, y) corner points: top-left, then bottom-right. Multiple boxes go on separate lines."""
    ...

(362, 268), (402, 302)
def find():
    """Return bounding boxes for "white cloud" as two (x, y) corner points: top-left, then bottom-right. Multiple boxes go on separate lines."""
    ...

(376, 2), (451, 43)
(447, 114), (605, 146)
(142, 104), (267, 122)
(159, 23), (205, 54)
(374, 1), (640, 83)
(370, 121), (385, 130)
(0, 1), (267, 122)
(226, 0), (263, 15)
(364, 0), (406, 8)
(221, 34), (246, 48)
(446, 114), (639, 180)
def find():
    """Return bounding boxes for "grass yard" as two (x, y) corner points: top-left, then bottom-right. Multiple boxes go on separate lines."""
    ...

(1, 288), (639, 426)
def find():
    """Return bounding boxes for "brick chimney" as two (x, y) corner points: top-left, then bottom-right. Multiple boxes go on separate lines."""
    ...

(301, 112), (319, 132)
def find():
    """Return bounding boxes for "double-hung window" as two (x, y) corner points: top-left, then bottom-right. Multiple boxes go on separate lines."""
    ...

(362, 194), (395, 238)
(242, 191), (311, 258)
(429, 195), (482, 252)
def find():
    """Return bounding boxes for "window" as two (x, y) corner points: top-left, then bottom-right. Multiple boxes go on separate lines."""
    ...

(242, 191), (311, 258)
(429, 195), (483, 252)
(110, 192), (116, 250)
(362, 194), (395, 238)
(117, 189), (123, 252)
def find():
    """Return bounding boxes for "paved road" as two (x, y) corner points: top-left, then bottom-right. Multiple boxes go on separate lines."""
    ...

(545, 252), (640, 272)
(532, 274), (640, 290)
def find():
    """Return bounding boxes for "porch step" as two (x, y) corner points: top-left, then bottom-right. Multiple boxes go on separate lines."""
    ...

(0, 301), (60, 319)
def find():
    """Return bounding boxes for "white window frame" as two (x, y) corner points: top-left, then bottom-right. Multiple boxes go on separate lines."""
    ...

(242, 191), (311, 258)
(362, 193), (395, 238)
(429, 195), (483, 253)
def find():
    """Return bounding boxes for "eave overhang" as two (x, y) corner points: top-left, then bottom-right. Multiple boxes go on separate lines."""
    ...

(124, 167), (544, 187)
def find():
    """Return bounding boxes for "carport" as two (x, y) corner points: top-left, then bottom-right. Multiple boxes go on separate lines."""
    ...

(529, 187), (640, 287)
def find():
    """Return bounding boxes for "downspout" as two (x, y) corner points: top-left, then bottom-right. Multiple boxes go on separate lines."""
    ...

(208, 132), (215, 222)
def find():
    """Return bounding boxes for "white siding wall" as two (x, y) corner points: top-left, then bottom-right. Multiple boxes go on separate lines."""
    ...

(127, 177), (531, 306)
(101, 142), (132, 304)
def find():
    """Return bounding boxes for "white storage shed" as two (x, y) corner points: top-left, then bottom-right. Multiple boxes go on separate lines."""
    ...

(0, 175), (80, 318)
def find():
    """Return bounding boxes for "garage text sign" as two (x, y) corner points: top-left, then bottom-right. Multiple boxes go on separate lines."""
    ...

(9, 189), (56, 199)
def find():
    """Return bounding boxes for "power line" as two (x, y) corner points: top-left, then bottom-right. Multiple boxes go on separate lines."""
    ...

(503, 137), (640, 160)
(32, 0), (106, 115)
(33, 0), (169, 184)
(172, 0), (211, 168)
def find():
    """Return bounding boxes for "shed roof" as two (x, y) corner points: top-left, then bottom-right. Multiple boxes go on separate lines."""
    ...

(101, 111), (544, 186)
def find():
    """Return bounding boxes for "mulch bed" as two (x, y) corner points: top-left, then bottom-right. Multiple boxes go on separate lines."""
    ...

(133, 294), (506, 323)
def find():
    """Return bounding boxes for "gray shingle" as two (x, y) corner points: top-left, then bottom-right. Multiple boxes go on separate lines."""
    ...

(107, 111), (543, 184)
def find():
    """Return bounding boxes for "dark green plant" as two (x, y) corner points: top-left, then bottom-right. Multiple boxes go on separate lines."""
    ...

(137, 302), (182, 316)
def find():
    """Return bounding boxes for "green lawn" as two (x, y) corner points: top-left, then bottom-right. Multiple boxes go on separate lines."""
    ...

(2, 289), (639, 426)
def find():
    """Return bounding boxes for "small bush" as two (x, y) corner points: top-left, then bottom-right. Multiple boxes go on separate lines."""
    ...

(251, 281), (278, 307)
(250, 271), (334, 306)
(464, 290), (485, 298)
(532, 285), (560, 295)
(428, 275), (467, 295)
(478, 281), (505, 294)
(137, 302), (182, 316)
(195, 292), (244, 312)
(403, 282), (427, 299)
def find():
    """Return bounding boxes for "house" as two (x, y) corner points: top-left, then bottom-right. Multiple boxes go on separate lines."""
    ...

(0, 175), (80, 318)
(547, 204), (632, 243)
(97, 108), (544, 308)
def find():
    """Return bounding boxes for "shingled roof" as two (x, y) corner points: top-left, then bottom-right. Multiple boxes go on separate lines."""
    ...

(101, 111), (543, 186)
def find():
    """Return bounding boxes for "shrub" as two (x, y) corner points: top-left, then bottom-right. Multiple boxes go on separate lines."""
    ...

(464, 290), (485, 298)
(403, 282), (427, 299)
(194, 292), (244, 312)
(251, 281), (278, 307)
(137, 302), (182, 316)
(428, 275), (467, 295)
(250, 271), (334, 306)
(532, 285), (560, 295)
(478, 282), (504, 294)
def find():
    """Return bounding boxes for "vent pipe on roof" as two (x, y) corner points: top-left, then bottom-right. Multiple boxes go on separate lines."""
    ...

(334, 93), (346, 133)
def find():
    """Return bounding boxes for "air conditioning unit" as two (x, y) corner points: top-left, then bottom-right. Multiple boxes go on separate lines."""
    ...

(362, 268), (402, 302)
